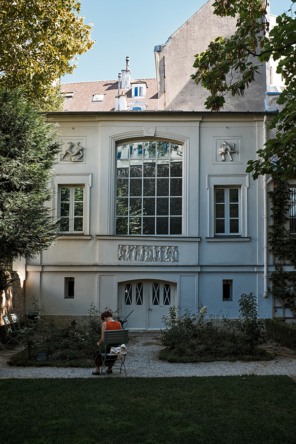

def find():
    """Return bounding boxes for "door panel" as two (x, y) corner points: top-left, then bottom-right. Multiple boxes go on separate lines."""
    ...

(120, 281), (174, 329)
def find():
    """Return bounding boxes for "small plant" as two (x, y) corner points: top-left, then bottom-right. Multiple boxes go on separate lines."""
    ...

(236, 293), (265, 355)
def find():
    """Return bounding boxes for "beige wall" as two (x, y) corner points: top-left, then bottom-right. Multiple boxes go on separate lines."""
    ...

(155, 0), (266, 112)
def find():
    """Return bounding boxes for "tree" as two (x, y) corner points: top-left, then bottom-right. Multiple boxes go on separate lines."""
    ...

(0, 88), (60, 291)
(192, 0), (296, 180)
(0, 0), (94, 111)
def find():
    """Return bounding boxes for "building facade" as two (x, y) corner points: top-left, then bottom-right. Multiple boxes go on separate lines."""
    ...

(19, 111), (277, 329)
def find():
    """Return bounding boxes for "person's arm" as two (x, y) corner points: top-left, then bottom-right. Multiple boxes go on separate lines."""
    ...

(97, 322), (106, 346)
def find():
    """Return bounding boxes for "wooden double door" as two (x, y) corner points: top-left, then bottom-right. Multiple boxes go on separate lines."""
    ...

(119, 280), (175, 329)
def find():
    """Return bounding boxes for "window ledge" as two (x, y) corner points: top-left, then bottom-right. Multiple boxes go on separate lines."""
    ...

(57, 235), (92, 241)
(96, 235), (201, 242)
(206, 237), (251, 242)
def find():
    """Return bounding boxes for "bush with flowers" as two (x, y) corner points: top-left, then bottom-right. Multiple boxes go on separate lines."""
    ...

(160, 294), (270, 362)
(8, 304), (119, 367)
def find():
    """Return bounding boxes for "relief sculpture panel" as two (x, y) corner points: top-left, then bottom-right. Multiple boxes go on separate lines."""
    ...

(118, 245), (179, 262)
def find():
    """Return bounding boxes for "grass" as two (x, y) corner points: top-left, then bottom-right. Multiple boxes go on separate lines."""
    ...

(1, 376), (296, 444)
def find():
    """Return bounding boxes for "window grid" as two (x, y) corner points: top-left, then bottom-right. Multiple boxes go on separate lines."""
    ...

(164, 284), (171, 305)
(152, 283), (160, 305)
(59, 186), (84, 233)
(116, 141), (183, 236)
(125, 284), (132, 305)
(290, 188), (296, 233)
(136, 283), (143, 305)
(215, 187), (240, 235)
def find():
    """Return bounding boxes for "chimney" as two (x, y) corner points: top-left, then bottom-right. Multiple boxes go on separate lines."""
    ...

(115, 72), (127, 111)
(121, 56), (131, 90)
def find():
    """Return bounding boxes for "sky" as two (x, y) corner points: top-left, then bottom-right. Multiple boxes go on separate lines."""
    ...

(62, 0), (294, 84)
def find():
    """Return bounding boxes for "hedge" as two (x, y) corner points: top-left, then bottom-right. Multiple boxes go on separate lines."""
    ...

(265, 319), (296, 350)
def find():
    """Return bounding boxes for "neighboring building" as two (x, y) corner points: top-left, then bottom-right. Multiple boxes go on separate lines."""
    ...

(61, 58), (158, 112)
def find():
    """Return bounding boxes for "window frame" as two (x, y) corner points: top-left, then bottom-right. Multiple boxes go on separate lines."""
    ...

(132, 84), (146, 98)
(59, 186), (85, 234)
(222, 279), (233, 301)
(289, 186), (296, 234)
(65, 277), (75, 299)
(53, 174), (92, 236)
(206, 174), (250, 240)
(115, 140), (183, 236)
(214, 186), (241, 236)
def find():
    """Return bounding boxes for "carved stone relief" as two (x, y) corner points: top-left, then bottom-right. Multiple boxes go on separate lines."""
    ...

(59, 138), (86, 163)
(118, 245), (179, 262)
(213, 137), (242, 164)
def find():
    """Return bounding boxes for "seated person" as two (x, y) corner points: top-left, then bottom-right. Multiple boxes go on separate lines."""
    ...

(92, 311), (122, 375)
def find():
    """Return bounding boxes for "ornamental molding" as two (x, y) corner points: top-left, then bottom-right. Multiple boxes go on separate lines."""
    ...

(118, 245), (179, 262)
(59, 137), (87, 163)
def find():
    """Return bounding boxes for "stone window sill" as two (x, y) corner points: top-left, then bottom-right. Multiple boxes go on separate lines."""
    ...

(206, 237), (251, 242)
(57, 235), (92, 240)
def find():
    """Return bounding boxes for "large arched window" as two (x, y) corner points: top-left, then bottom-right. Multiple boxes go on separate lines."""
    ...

(116, 141), (183, 235)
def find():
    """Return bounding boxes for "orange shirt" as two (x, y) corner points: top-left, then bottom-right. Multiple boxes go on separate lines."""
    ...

(106, 320), (122, 330)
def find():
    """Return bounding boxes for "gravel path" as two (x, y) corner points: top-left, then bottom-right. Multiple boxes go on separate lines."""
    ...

(1, 335), (296, 379)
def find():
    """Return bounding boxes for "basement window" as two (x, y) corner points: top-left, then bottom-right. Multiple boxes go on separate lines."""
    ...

(65, 277), (75, 299)
(223, 280), (233, 301)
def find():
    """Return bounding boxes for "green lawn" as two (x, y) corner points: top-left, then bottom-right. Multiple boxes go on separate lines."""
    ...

(1, 376), (296, 444)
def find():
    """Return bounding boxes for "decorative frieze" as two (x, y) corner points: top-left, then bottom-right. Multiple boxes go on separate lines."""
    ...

(61, 141), (84, 162)
(118, 245), (179, 262)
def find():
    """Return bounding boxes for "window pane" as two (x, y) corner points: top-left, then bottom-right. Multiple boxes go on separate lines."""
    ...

(230, 189), (239, 203)
(157, 217), (168, 235)
(129, 217), (141, 235)
(170, 179), (182, 196)
(230, 219), (239, 233)
(144, 179), (155, 196)
(60, 218), (69, 232)
(117, 179), (128, 196)
(170, 198), (182, 215)
(74, 202), (83, 217)
(116, 218), (128, 235)
(152, 283), (160, 305)
(117, 144), (129, 160)
(130, 198), (141, 216)
(157, 162), (169, 177)
(61, 187), (70, 201)
(170, 217), (182, 235)
(136, 283), (143, 305)
(117, 160), (129, 178)
(157, 198), (168, 215)
(61, 202), (69, 217)
(74, 218), (83, 231)
(157, 142), (170, 158)
(144, 141), (156, 158)
(143, 198), (155, 216)
(130, 161), (142, 177)
(216, 204), (224, 218)
(171, 144), (183, 159)
(164, 284), (171, 305)
(117, 198), (129, 216)
(143, 217), (155, 235)
(125, 284), (132, 305)
(230, 204), (239, 218)
(170, 161), (182, 177)
(130, 143), (142, 159)
(157, 179), (169, 196)
(75, 188), (83, 201)
(216, 219), (225, 234)
(216, 189), (224, 203)
(144, 161), (156, 177)
(130, 179), (142, 196)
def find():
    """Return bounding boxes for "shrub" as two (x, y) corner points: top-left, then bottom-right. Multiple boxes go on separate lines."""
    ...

(265, 319), (296, 350)
(236, 293), (265, 354)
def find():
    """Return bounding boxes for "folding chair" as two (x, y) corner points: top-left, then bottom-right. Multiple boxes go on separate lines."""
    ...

(100, 329), (129, 377)
(2, 314), (24, 347)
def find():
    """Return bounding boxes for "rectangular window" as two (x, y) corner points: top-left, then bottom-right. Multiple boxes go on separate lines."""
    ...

(134, 87), (138, 97)
(59, 186), (84, 233)
(65, 277), (75, 299)
(116, 141), (183, 235)
(215, 187), (240, 235)
(223, 280), (232, 301)
(290, 188), (296, 233)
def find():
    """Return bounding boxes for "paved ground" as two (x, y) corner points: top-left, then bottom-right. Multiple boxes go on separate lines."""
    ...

(1, 334), (296, 379)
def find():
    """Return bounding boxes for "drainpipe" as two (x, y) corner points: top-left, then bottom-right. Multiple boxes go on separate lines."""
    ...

(263, 115), (269, 298)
